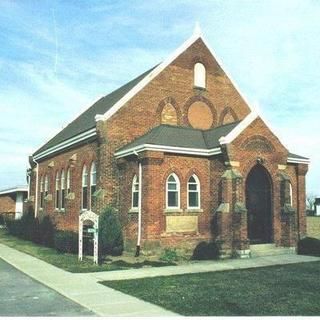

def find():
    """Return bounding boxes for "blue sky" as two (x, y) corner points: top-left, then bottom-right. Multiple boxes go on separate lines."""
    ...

(0, 0), (319, 195)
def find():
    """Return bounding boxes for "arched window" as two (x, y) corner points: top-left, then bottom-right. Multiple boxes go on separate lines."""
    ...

(132, 175), (139, 209)
(166, 173), (180, 209)
(194, 62), (206, 88)
(90, 162), (96, 209)
(66, 168), (71, 195)
(188, 174), (200, 209)
(61, 170), (65, 210)
(289, 182), (293, 206)
(40, 176), (44, 209)
(82, 165), (88, 210)
(55, 171), (60, 209)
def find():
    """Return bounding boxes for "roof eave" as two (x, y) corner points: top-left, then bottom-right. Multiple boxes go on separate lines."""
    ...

(33, 128), (97, 161)
(115, 144), (221, 158)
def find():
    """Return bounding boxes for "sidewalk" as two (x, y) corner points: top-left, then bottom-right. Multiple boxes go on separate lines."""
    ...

(1, 243), (320, 316)
(89, 252), (320, 282)
(0, 244), (178, 317)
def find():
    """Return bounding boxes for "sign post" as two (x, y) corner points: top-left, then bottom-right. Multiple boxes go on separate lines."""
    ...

(79, 210), (99, 264)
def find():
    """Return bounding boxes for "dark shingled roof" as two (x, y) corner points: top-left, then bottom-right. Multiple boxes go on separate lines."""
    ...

(33, 65), (158, 156)
(116, 122), (240, 153)
(288, 152), (309, 160)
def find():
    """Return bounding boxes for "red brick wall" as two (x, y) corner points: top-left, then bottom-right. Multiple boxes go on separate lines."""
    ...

(30, 141), (97, 231)
(0, 194), (15, 214)
(97, 38), (251, 211)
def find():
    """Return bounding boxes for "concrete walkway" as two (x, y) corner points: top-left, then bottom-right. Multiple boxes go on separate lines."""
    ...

(89, 253), (320, 282)
(1, 243), (320, 317)
(0, 244), (178, 316)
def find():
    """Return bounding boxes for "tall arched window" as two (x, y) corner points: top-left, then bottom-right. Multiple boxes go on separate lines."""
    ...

(166, 173), (180, 209)
(194, 62), (206, 88)
(44, 175), (48, 198)
(289, 182), (293, 206)
(61, 170), (65, 210)
(132, 175), (139, 209)
(188, 174), (200, 209)
(82, 165), (88, 210)
(55, 171), (60, 209)
(90, 162), (96, 209)
(66, 168), (71, 195)
(40, 176), (44, 209)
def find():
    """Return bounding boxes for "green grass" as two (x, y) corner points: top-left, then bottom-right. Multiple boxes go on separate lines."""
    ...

(102, 261), (320, 316)
(0, 229), (174, 273)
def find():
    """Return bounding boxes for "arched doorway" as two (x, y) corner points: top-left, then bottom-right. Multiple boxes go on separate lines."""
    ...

(245, 164), (272, 244)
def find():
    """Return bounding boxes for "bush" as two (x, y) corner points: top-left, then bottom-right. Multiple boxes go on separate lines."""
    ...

(39, 215), (56, 248)
(54, 231), (78, 254)
(160, 248), (179, 262)
(0, 214), (4, 225)
(192, 241), (220, 260)
(20, 211), (37, 241)
(99, 206), (123, 256)
(6, 218), (22, 237)
(297, 237), (320, 256)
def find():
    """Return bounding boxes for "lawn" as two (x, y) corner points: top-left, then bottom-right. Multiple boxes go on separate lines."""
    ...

(102, 261), (320, 316)
(0, 229), (174, 273)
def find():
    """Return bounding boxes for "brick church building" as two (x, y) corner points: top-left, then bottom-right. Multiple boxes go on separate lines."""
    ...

(28, 28), (309, 257)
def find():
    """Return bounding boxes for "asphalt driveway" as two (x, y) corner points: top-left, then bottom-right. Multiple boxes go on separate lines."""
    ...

(0, 258), (94, 316)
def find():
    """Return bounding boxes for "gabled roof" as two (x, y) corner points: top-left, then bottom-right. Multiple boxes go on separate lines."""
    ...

(115, 122), (240, 158)
(33, 27), (259, 161)
(287, 152), (310, 164)
(33, 65), (157, 158)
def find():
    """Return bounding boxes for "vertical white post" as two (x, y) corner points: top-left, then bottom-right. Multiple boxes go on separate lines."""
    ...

(34, 160), (39, 217)
(137, 161), (142, 248)
(93, 218), (99, 264)
(79, 217), (83, 261)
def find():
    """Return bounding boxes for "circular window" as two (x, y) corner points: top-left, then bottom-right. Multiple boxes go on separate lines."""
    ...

(188, 101), (213, 129)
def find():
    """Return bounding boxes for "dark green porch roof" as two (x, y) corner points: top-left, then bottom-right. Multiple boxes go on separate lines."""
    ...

(116, 122), (240, 153)
(288, 152), (309, 160)
(33, 65), (157, 156)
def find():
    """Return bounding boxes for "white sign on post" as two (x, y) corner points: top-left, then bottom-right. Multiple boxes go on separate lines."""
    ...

(79, 210), (99, 264)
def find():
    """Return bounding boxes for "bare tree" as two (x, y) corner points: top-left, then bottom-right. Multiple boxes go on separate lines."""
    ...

(306, 193), (316, 211)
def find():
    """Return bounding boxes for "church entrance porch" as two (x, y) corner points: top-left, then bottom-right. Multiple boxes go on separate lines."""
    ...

(246, 164), (273, 244)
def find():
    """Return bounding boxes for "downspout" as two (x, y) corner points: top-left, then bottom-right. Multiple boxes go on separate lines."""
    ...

(134, 151), (142, 257)
(33, 158), (39, 218)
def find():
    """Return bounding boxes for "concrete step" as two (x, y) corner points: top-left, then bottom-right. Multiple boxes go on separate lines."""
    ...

(250, 244), (296, 258)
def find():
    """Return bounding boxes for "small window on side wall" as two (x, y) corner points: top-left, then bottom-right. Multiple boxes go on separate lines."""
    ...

(55, 171), (60, 210)
(90, 162), (96, 209)
(289, 182), (293, 206)
(194, 62), (206, 88)
(61, 170), (65, 210)
(166, 173), (180, 209)
(82, 165), (88, 210)
(132, 175), (139, 209)
(188, 174), (200, 209)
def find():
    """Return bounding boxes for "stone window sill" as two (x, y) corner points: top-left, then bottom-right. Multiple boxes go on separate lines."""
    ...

(128, 208), (139, 214)
(185, 208), (203, 213)
(164, 209), (183, 215)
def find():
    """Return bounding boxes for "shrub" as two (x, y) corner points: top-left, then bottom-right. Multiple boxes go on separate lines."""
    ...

(160, 248), (179, 262)
(297, 237), (320, 256)
(99, 206), (123, 256)
(54, 231), (78, 254)
(20, 211), (37, 241)
(39, 215), (56, 248)
(192, 241), (220, 260)
(0, 214), (4, 225)
(6, 218), (22, 237)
